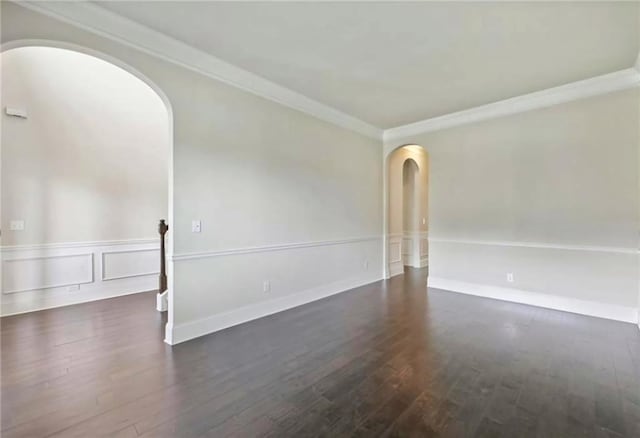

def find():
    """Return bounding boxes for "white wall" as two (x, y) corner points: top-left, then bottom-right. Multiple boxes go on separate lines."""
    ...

(386, 88), (640, 323)
(402, 159), (419, 233)
(0, 3), (383, 341)
(1, 45), (169, 315)
(1, 46), (168, 245)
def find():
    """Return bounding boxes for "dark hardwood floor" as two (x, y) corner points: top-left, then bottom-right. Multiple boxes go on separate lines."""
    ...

(2, 267), (639, 437)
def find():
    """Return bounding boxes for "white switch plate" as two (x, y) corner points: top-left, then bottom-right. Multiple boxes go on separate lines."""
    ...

(506, 273), (514, 283)
(5, 107), (28, 119)
(10, 220), (25, 231)
(191, 220), (201, 233)
(263, 280), (271, 293)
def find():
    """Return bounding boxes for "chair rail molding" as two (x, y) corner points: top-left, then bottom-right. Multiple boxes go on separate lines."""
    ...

(428, 237), (638, 255)
(170, 235), (382, 262)
(1, 238), (161, 316)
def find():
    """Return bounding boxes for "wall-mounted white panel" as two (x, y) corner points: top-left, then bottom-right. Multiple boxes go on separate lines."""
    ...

(402, 238), (412, 255)
(1, 239), (160, 315)
(168, 237), (383, 344)
(388, 238), (402, 263)
(102, 249), (160, 281)
(3, 253), (93, 294)
(420, 238), (429, 256)
(387, 236), (404, 277)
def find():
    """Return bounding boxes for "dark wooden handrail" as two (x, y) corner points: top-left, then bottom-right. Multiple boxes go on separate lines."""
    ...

(158, 219), (168, 293)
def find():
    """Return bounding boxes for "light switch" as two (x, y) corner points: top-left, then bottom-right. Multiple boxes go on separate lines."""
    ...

(5, 107), (28, 119)
(191, 220), (201, 233)
(10, 220), (25, 231)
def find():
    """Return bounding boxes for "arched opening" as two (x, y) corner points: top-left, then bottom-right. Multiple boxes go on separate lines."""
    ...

(1, 43), (173, 336)
(386, 145), (429, 277)
(402, 158), (420, 267)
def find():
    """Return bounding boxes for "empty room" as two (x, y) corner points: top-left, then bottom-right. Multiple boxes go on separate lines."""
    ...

(1, 1), (639, 437)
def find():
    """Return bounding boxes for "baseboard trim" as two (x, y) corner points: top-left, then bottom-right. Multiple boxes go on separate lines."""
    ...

(388, 262), (404, 278)
(165, 273), (382, 345)
(1, 287), (154, 317)
(428, 277), (639, 324)
(2, 238), (160, 315)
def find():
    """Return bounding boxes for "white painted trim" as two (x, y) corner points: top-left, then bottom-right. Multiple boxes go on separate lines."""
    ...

(384, 68), (640, 143)
(100, 248), (160, 281)
(0, 238), (157, 253)
(386, 234), (404, 278)
(388, 263), (405, 278)
(171, 236), (381, 262)
(1, 287), (156, 317)
(1, 239), (161, 315)
(428, 237), (638, 255)
(388, 260), (404, 278)
(428, 277), (639, 324)
(2, 253), (94, 294)
(165, 272), (382, 345)
(12, 2), (640, 144)
(402, 231), (429, 237)
(15, 1), (381, 140)
(156, 290), (168, 312)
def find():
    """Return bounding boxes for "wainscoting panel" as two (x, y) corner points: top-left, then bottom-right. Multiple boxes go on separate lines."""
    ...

(402, 238), (412, 254)
(427, 238), (639, 325)
(387, 234), (404, 277)
(102, 249), (160, 281)
(168, 236), (384, 344)
(401, 231), (428, 269)
(3, 253), (93, 294)
(1, 239), (160, 316)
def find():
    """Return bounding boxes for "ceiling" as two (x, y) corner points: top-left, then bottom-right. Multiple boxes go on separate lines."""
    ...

(95, 1), (640, 129)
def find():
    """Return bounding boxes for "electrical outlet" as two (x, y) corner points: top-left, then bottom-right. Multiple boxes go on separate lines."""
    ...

(9, 220), (25, 231)
(506, 273), (514, 283)
(191, 220), (201, 233)
(263, 280), (271, 293)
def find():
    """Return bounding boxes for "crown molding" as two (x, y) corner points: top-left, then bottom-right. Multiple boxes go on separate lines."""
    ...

(15, 1), (383, 140)
(12, 2), (640, 144)
(384, 67), (640, 143)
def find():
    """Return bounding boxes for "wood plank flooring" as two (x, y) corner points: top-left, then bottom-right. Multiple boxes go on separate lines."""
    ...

(2, 267), (639, 437)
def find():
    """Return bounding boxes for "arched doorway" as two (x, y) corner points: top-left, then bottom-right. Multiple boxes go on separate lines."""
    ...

(1, 42), (174, 339)
(386, 145), (429, 277)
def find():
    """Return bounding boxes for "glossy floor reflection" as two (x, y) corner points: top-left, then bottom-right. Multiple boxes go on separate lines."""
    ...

(2, 268), (639, 437)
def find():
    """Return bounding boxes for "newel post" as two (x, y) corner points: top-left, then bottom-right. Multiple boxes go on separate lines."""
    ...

(158, 219), (169, 293)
